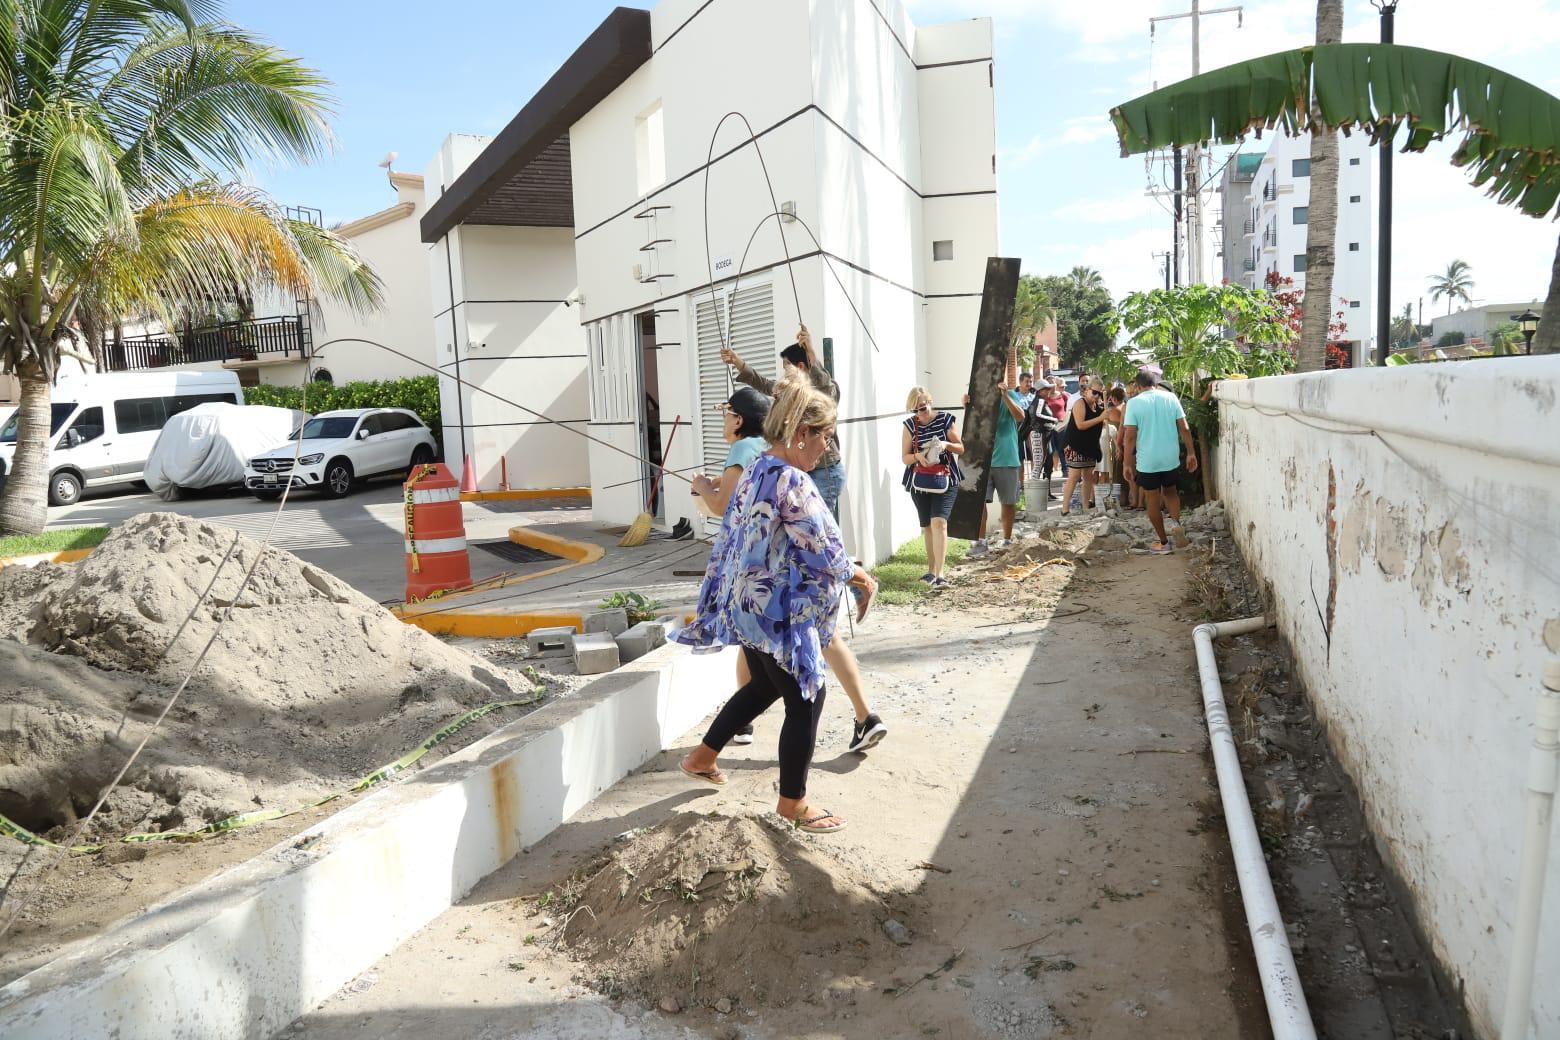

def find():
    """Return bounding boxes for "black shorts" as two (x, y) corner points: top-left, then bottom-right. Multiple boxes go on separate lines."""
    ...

(1135, 468), (1181, 491)
(911, 488), (958, 527)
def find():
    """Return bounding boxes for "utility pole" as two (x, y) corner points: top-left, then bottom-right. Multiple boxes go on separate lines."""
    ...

(1153, 251), (1172, 290)
(1172, 148), (1183, 286)
(1372, 1), (1399, 365)
(1151, 0), (1243, 285)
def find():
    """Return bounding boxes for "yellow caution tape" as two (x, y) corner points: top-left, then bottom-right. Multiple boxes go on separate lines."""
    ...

(1, 695), (540, 855)
(403, 463), (439, 575)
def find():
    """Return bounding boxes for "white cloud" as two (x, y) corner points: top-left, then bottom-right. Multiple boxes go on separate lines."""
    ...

(1059, 116), (1116, 146)
(1052, 192), (1160, 225)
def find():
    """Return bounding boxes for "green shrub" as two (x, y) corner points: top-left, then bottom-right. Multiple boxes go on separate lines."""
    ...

(1436, 330), (1466, 348)
(244, 376), (442, 442)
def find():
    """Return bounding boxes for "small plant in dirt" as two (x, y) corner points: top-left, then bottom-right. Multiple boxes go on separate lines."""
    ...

(598, 590), (665, 624)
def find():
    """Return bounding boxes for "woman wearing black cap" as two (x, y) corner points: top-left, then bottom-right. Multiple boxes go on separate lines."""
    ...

(692, 385), (771, 518)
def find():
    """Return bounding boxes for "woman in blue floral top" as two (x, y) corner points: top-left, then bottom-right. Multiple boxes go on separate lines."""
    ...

(676, 379), (874, 834)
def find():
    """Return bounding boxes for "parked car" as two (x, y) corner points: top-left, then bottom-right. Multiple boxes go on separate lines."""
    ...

(245, 408), (437, 500)
(0, 369), (244, 505)
(144, 403), (309, 499)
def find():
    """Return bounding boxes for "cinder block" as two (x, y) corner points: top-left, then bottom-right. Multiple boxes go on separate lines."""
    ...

(615, 620), (669, 663)
(573, 632), (621, 675)
(525, 626), (575, 659)
(583, 607), (629, 637)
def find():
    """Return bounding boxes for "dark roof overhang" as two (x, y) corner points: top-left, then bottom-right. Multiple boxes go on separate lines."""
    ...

(419, 7), (652, 242)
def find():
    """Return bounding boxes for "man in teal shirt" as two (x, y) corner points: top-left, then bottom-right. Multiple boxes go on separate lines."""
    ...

(1122, 370), (1198, 554)
(968, 378), (1026, 558)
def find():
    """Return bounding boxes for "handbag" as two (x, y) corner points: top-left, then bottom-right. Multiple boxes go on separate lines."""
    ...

(911, 464), (952, 494)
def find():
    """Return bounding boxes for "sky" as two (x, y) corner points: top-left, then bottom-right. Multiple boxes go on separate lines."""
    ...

(231, 0), (1560, 320)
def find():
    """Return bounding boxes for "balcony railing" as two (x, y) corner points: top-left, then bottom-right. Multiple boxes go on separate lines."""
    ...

(1262, 182), (1277, 202)
(1242, 218), (1255, 235)
(107, 315), (311, 372)
(1242, 257), (1256, 271)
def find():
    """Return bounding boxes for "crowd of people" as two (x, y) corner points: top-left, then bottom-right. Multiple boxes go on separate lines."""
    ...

(675, 327), (1198, 835)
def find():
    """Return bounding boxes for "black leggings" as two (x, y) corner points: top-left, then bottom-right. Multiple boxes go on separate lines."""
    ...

(702, 647), (826, 800)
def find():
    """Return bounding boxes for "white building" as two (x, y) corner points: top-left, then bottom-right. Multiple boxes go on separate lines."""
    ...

(1429, 299), (1541, 347)
(419, 0), (998, 563)
(1220, 131), (1375, 363)
(104, 172), (437, 390)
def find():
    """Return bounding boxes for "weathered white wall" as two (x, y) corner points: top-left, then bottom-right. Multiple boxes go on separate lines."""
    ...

(1215, 359), (1560, 1038)
(426, 136), (588, 490)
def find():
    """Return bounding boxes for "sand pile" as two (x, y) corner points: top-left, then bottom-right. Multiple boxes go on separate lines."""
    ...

(543, 812), (894, 1011)
(0, 513), (533, 841)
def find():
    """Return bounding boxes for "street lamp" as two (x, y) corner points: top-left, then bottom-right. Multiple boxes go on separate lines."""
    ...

(1515, 308), (1540, 355)
(1371, 0), (1401, 366)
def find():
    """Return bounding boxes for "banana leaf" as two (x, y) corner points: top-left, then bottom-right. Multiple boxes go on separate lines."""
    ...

(1110, 43), (1560, 219)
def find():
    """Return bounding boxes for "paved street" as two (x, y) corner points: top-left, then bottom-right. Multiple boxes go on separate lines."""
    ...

(47, 483), (592, 604)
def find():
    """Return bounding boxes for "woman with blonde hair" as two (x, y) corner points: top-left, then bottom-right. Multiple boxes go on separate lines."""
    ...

(900, 385), (964, 586)
(676, 377), (876, 834)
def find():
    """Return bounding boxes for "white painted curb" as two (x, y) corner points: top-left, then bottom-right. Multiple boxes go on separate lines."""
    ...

(0, 642), (735, 1040)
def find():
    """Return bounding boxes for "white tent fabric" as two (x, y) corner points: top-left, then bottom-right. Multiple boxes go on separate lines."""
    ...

(144, 403), (307, 499)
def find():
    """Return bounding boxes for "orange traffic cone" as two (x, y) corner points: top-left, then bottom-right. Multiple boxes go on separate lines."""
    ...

(460, 453), (478, 494)
(404, 463), (472, 602)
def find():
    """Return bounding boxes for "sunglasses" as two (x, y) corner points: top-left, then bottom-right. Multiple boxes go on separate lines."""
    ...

(914, 404), (932, 414)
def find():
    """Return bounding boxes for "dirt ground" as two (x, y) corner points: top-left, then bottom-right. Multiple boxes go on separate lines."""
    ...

(288, 532), (1272, 1039)
(0, 514), (541, 984)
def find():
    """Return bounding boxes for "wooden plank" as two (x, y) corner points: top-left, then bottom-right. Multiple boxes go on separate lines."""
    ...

(948, 257), (1021, 541)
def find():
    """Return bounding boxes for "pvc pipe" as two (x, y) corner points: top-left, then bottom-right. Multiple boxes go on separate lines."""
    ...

(1499, 659), (1560, 1040)
(1193, 616), (1318, 1040)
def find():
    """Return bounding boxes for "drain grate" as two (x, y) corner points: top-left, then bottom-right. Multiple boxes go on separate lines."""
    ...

(470, 539), (561, 565)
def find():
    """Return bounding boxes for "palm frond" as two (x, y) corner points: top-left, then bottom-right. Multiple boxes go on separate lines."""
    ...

(105, 20), (335, 193)
(286, 217), (385, 318)
(1110, 43), (1560, 219)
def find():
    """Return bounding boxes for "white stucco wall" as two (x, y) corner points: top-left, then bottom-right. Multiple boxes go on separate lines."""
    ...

(312, 175), (437, 385)
(1214, 360), (1560, 1038)
(566, 0), (995, 564)
(425, 137), (588, 490)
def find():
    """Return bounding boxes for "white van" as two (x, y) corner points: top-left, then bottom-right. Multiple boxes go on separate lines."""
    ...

(0, 370), (244, 505)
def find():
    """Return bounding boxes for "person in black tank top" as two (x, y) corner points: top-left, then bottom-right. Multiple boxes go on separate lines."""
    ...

(1060, 379), (1109, 515)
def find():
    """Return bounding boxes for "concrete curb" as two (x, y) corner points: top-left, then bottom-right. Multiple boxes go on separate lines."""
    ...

(0, 546), (95, 570)
(459, 487), (591, 502)
(0, 640), (734, 1040)
(395, 523), (606, 629)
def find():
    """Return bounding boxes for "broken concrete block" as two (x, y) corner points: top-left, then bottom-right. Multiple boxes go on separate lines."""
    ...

(615, 620), (668, 663)
(573, 632), (621, 675)
(583, 607), (629, 637)
(525, 626), (575, 659)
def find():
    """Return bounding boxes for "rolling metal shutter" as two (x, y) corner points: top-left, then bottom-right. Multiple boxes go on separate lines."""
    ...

(695, 283), (777, 477)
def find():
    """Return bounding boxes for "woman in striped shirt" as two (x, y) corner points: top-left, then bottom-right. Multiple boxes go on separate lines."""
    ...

(900, 386), (965, 587)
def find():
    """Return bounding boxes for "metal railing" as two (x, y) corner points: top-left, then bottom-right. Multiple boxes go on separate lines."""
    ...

(1243, 218), (1255, 235)
(1242, 257), (1257, 272)
(107, 315), (311, 371)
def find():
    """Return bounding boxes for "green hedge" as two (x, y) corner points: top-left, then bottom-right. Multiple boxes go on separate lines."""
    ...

(244, 376), (442, 443)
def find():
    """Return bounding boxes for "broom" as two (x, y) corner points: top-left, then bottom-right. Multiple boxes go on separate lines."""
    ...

(620, 414), (683, 547)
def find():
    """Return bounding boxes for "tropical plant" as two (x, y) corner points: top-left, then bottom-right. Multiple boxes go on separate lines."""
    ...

(1096, 283), (1296, 501)
(1068, 266), (1104, 292)
(1109, 41), (1560, 362)
(1031, 272), (1118, 365)
(598, 590), (665, 626)
(0, 0), (383, 535)
(1489, 320), (1522, 355)
(1436, 330), (1467, 348)
(1427, 259), (1475, 314)
(1009, 275), (1052, 371)
(1391, 302), (1417, 347)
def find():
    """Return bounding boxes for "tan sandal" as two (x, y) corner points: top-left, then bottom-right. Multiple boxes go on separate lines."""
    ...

(679, 757), (726, 786)
(791, 808), (847, 834)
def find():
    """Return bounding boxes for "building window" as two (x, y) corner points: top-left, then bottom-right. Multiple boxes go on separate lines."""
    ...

(1349, 194), (1361, 203)
(1292, 158), (1311, 177)
(1349, 300), (1361, 308)
(1293, 206), (1308, 225)
(634, 101), (666, 195)
(313, 368), (334, 384)
(1348, 242), (1360, 252)
(1349, 157), (1361, 166)
(932, 240), (954, 262)
(1293, 254), (1307, 273)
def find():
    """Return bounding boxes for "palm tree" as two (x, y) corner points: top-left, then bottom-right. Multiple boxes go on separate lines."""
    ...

(1390, 301), (1416, 347)
(0, 0), (383, 535)
(1427, 260), (1475, 315)
(1290, 0), (1344, 375)
(1068, 265), (1104, 292)
(1110, 44), (1560, 364)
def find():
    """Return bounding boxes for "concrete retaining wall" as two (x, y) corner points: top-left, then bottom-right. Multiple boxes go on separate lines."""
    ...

(0, 642), (735, 1040)
(1214, 358), (1560, 1038)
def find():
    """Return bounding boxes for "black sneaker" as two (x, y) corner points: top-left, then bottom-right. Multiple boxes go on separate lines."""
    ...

(731, 724), (755, 745)
(918, 572), (935, 584)
(848, 714), (888, 753)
